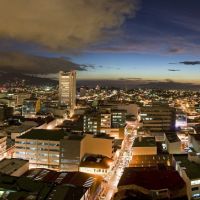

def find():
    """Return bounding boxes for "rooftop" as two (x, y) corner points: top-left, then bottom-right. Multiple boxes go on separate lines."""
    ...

(190, 134), (200, 141)
(17, 129), (69, 141)
(118, 167), (185, 191)
(173, 154), (200, 180)
(133, 137), (156, 147)
(80, 154), (113, 169)
(0, 169), (102, 200)
(0, 158), (28, 175)
(165, 132), (180, 143)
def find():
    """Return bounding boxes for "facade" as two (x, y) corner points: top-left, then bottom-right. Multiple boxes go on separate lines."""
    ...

(59, 71), (76, 109)
(83, 111), (101, 134)
(173, 154), (200, 200)
(111, 109), (126, 128)
(140, 104), (176, 132)
(14, 129), (66, 169)
(0, 136), (6, 160)
(81, 134), (114, 159)
(165, 132), (182, 154)
(190, 134), (200, 152)
(60, 135), (85, 171)
(14, 129), (114, 171)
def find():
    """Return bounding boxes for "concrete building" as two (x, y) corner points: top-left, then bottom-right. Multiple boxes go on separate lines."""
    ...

(165, 132), (182, 154)
(140, 104), (176, 133)
(0, 158), (29, 176)
(111, 109), (126, 128)
(59, 71), (76, 109)
(14, 129), (67, 170)
(173, 154), (200, 200)
(60, 134), (85, 171)
(83, 111), (101, 134)
(82, 134), (114, 159)
(190, 134), (200, 152)
(132, 136), (157, 156)
(0, 136), (6, 160)
(14, 129), (114, 171)
(129, 154), (172, 168)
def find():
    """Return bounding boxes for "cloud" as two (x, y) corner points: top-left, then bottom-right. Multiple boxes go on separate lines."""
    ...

(118, 77), (142, 81)
(0, 52), (92, 74)
(180, 61), (200, 65)
(0, 0), (137, 51)
(168, 69), (180, 71)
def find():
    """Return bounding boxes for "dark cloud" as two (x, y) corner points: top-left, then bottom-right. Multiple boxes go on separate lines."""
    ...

(168, 69), (180, 71)
(0, 52), (91, 74)
(0, 0), (138, 51)
(168, 48), (184, 54)
(118, 77), (142, 81)
(180, 61), (200, 65)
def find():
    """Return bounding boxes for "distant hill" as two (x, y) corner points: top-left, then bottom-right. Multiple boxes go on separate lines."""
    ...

(0, 72), (57, 86)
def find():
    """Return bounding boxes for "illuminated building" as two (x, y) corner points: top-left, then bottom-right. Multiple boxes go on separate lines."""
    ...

(22, 98), (38, 117)
(173, 154), (200, 200)
(82, 134), (114, 159)
(0, 136), (6, 160)
(14, 129), (114, 171)
(111, 109), (126, 128)
(59, 71), (76, 109)
(79, 154), (113, 175)
(14, 129), (66, 170)
(83, 111), (101, 134)
(165, 132), (182, 154)
(176, 111), (187, 128)
(140, 104), (176, 132)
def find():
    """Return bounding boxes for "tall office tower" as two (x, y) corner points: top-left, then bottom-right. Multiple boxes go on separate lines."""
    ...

(59, 71), (76, 109)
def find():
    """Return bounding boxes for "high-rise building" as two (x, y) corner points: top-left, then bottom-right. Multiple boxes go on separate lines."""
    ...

(59, 71), (76, 109)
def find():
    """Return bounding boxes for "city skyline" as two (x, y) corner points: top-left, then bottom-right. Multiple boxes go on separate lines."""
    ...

(0, 0), (199, 88)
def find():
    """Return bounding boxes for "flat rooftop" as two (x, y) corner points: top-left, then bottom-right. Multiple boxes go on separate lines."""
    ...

(17, 129), (69, 141)
(93, 133), (114, 140)
(165, 132), (180, 143)
(0, 158), (28, 175)
(133, 137), (156, 147)
(173, 154), (200, 180)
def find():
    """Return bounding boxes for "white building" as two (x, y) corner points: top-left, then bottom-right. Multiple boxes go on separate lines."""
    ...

(173, 154), (200, 200)
(59, 71), (76, 109)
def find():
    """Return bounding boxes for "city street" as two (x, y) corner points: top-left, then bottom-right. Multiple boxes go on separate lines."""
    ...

(98, 125), (137, 200)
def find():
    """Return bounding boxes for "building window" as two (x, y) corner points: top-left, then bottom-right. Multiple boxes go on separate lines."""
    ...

(192, 187), (199, 191)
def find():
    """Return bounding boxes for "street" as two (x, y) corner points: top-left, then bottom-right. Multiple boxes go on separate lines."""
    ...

(98, 124), (137, 200)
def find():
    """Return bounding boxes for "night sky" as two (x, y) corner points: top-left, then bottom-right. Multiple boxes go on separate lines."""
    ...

(0, 0), (200, 87)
